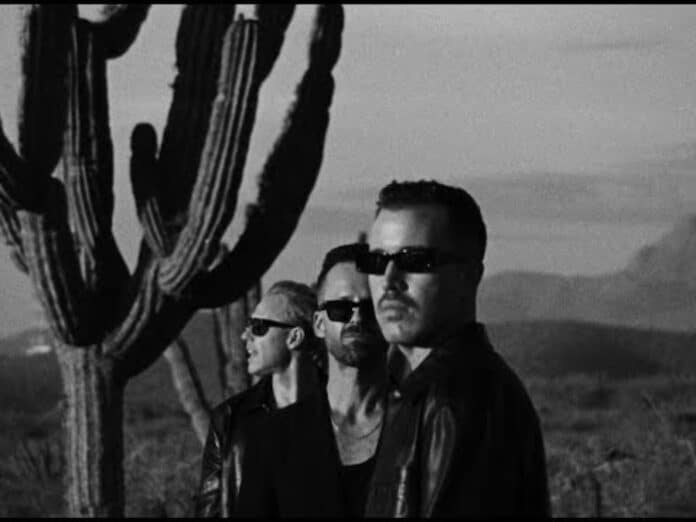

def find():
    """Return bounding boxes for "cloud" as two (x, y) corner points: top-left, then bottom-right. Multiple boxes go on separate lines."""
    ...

(560, 37), (668, 54)
(319, 170), (692, 227)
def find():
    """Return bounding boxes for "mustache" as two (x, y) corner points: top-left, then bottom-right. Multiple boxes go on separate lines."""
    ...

(377, 291), (417, 311)
(341, 323), (377, 338)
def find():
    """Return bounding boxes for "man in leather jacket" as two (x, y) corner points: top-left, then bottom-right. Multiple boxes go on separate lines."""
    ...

(235, 243), (389, 517)
(194, 280), (322, 517)
(359, 180), (551, 517)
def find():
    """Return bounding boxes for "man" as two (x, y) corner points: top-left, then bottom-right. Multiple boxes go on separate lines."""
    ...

(195, 280), (321, 517)
(359, 179), (550, 517)
(236, 243), (388, 517)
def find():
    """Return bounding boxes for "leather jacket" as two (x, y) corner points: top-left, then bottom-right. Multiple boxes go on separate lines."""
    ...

(195, 376), (275, 517)
(365, 323), (550, 517)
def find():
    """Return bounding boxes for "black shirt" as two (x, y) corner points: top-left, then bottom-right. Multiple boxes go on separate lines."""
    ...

(339, 456), (376, 517)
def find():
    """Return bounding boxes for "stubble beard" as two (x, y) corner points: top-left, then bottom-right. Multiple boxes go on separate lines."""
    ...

(328, 330), (382, 368)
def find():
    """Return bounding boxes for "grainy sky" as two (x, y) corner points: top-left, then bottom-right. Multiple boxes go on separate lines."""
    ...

(1, 5), (695, 335)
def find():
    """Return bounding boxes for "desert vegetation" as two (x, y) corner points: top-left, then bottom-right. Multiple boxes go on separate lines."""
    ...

(1, 317), (695, 516)
(0, 4), (343, 515)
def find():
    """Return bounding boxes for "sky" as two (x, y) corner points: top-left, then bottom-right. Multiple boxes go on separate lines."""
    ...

(1, 5), (695, 335)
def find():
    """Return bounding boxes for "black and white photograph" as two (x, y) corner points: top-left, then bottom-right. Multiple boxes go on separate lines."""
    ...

(0, 4), (695, 517)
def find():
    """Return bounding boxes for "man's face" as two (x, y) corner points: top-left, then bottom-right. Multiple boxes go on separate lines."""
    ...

(314, 262), (386, 368)
(242, 294), (293, 377)
(367, 204), (479, 347)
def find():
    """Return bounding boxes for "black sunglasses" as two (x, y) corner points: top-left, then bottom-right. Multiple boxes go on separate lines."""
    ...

(246, 317), (299, 337)
(356, 247), (469, 275)
(318, 299), (375, 323)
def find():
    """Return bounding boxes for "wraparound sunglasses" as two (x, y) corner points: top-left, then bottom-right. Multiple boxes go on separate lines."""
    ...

(246, 317), (300, 337)
(356, 247), (469, 275)
(318, 299), (375, 323)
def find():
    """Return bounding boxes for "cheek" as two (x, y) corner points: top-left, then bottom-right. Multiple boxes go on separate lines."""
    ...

(405, 274), (441, 309)
(323, 321), (343, 343)
(368, 276), (383, 301)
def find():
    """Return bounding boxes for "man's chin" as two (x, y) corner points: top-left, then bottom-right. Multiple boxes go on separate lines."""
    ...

(381, 324), (422, 346)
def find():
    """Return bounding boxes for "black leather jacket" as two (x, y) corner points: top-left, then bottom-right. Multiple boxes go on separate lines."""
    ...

(195, 376), (275, 517)
(365, 323), (550, 517)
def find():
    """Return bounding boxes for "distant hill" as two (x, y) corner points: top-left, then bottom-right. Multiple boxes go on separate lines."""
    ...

(479, 214), (696, 332)
(2, 315), (695, 416)
(0, 327), (50, 358)
(486, 320), (696, 379)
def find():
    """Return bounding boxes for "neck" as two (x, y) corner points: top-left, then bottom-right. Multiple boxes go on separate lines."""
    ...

(326, 354), (386, 422)
(396, 345), (432, 375)
(271, 354), (319, 409)
(396, 318), (479, 375)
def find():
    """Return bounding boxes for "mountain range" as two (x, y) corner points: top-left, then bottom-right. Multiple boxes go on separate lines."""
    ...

(479, 214), (696, 332)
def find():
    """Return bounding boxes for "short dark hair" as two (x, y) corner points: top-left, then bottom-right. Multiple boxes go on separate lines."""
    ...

(315, 242), (367, 296)
(376, 179), (487, 263)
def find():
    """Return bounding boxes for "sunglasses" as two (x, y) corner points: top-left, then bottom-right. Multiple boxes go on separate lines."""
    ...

(318, 299), (375, 323)
(356, 247), (469, 275)
(246, 317), (299, 337)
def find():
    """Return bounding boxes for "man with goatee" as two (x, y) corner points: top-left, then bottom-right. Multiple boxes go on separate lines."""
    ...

(236, 243), (388, 517)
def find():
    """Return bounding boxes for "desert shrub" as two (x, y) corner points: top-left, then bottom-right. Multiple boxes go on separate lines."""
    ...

(124, 419), (202, 517)
(0, 353), (62, 414)
(546, 374), (696, 517)
(0, 434), (65, 516)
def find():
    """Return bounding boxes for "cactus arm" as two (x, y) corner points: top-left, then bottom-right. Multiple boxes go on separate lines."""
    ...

(163, 337), (211, 444)
(0, 206), (28, 273)
(158, 17), (261, 296)
(17, 5), (74, 178)
(18, 179), (93, 345)
(156, 5), (237, 229)
(130, 123), (170, 257)
(254, 5), (295, 84)
(91, 4), (150, 59)
(104, 251), (196, 381)
(194, 5), (344, 309)
(62, 19), (129, 301)
(0, 119), (36, 212)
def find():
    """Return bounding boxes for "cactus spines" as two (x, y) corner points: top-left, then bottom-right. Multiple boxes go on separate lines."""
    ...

(159, 17), (261, 295)
(0, 4), (344, 515)
(18, 180), (91, 345)
(156, 5), (237, 228)
(195, 4), (345, 308)
(18, 5), (74, 177)
(0, 205), (27, 273)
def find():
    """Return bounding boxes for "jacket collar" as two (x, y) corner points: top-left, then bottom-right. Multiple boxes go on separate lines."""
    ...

(237, 375), (276, 414)
(386, 322), (492, 401)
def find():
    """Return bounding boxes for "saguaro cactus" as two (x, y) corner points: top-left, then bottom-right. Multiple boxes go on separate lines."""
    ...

(164, 274), (261, 446)
(0, 4), (344, 516)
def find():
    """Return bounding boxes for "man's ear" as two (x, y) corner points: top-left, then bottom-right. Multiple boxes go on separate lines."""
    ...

(287, 326), (306, 352)
(458, 260), (484, 287)
(313, 311), (326, 339)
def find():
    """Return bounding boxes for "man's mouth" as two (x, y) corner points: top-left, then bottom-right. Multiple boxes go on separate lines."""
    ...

(379, 301), (410, 316)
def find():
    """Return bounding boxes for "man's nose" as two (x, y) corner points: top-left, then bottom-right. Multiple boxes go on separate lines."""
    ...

(349, 304), (363, 323)
(240, 326), (250, 342)
(383, 259), (406, 291)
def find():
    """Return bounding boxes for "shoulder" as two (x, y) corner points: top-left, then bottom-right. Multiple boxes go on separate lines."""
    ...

(209, 378), (273, 430)
(429, 339), (537, 422)
(270, 388), (326, 427)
